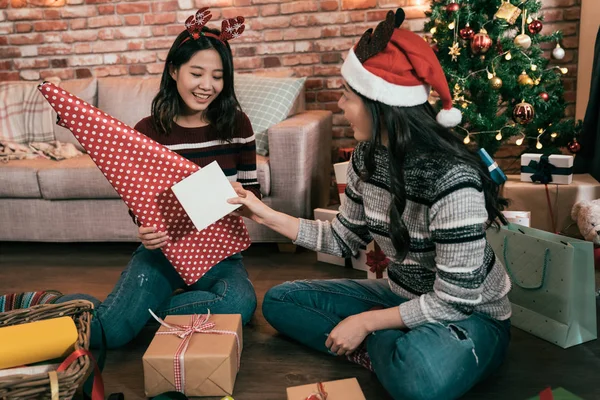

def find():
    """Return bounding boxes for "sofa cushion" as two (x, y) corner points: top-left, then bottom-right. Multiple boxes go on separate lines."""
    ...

(234, 74), (306, 157)
(54, 78), (98, 151)
(256, 154), (270, 197)
(0, 79), (59, 144)
(0, 159), (50, 198)
(36, 155), (120, 200)
(97, 76), (160, 129)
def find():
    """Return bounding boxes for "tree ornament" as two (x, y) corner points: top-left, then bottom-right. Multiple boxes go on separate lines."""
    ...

(518, 71), (534, 86)
(448, 42), (461, 61)
(552, 43), (565, 60)
(446, 0), (460, 14)
(514, 33), (532, 49)
(494, 0), (522, 25)
(539, 92), (549, 101)
(528, 19), (543, 34)
(460, 23), (475, 40)
(513, 101), (535, 125)
(568, 138), (581, 153)
(490, 76), (503, 90)
(471, 29), (492, 54)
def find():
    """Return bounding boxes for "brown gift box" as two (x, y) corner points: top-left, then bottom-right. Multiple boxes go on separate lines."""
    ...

(142, 314), (243, 397)
(286, 378), (366, 400)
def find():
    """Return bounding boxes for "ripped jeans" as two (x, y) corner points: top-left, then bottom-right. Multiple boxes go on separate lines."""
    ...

(57, 245), (257, 349)
(262, 279), (510, 400)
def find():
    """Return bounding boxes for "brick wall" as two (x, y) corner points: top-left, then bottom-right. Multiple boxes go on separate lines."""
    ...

(0, 0), (581, 153)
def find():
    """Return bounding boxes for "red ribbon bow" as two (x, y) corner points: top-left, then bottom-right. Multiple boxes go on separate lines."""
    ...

(305, 382), (328, 400)
(365, 243), (390, 279)
(149, 310), (241, 394)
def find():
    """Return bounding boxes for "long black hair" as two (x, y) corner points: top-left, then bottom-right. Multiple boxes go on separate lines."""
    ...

(151, 27), (241, 140)
(356, 90), (508, 262)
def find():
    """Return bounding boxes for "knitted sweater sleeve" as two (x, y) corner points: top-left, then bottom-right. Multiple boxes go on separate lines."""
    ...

(293, 149), (373, 257)
(399, 167), (488, 328)
(236, 112), (262, 199)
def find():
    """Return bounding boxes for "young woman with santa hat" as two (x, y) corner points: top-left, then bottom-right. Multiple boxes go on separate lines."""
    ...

(229, 8), (511, 400)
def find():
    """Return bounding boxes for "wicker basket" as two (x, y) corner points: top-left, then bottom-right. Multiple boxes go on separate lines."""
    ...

(0, 300), (94, 399)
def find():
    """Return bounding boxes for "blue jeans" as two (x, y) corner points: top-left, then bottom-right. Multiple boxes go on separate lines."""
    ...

(57, 245), (257, 349)
(262, 279), (510, 400)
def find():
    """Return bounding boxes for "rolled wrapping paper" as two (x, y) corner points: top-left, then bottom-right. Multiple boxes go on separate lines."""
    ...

(37, 81), (251, 285)
(478, 148), (507, 185)
(0, 316), (78, 369)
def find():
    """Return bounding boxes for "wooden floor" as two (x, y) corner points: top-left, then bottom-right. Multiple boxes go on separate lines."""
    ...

(1, 242), (599, 400)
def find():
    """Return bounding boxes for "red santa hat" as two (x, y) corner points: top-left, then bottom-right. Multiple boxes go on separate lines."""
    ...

(341, 9), (462, 128)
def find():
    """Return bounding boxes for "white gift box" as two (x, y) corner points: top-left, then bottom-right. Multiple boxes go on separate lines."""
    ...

(520, 154), (574, 185)
(502, 211), (531, 227)
(352, 242), (389, 278)
(351, 241), (374, 272)
(334, 161), (349, 208)
(314, 207), (346, 266)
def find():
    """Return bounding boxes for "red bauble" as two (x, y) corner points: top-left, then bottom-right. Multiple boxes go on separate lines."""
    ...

(513, 101), (535, 125)
(568, 138), (581, 153)
(446, 2), (460, 14)
(539, 92), (549, 102)
(471, 29), (492, 54)
(528, 20), (543, 35)
(460, 24), (475, 40)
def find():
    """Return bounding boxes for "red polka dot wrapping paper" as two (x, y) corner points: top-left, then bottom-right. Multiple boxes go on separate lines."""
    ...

(38, 81), (251, 285)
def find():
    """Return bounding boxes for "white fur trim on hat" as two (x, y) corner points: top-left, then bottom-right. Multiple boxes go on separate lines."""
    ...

(341, 47), (429, 107)
(436, 107), (462, 128)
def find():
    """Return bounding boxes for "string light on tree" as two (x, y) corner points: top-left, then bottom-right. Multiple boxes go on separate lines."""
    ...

(515, 133), (526, 146)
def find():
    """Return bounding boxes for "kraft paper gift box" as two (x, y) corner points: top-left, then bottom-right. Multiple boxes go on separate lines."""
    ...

(314, 207), (346, 267)
(334, 161), (349, 207)
(142, 314), (243, 397)
(286, 378), (366, 400)
(521, 154), (574, 185)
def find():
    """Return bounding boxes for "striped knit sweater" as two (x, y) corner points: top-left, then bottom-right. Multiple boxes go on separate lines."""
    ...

(134, 112), (261, 198)
(295, 142), (512, 329)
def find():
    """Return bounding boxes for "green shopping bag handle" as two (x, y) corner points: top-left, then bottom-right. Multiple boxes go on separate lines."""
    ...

(503, 236), (550, 290)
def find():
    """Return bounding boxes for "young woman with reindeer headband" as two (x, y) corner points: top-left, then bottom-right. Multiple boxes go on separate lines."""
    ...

(229, 8), (511, 400)
(56, 8), (259, 349)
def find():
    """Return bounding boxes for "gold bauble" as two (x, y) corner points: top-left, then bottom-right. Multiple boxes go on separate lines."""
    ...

(518, 71), (534, 86)
(514, 33), (532, 49)
(489, 76), (503, 90)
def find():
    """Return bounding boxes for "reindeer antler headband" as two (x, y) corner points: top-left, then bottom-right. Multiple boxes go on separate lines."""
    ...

(354, 8), (404, 63)
(179, 7), (245, 47)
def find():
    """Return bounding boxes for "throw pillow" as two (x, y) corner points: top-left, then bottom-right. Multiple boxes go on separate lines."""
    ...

(234, 74), (306, 156)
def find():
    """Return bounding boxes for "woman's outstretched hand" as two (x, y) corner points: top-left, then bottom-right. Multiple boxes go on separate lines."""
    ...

(228, 186), (273, 225)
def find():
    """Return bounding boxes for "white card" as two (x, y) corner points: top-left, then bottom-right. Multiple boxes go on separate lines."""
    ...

(171, 161), (241, 232)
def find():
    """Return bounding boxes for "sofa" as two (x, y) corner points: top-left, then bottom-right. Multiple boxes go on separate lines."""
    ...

(0, 75), (332, 243)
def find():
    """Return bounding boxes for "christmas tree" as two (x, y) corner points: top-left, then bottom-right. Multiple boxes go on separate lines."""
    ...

(425, 0), (582, 157)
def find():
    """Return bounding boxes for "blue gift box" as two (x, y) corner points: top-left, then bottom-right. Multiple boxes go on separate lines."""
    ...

(478, 148), (507, 185)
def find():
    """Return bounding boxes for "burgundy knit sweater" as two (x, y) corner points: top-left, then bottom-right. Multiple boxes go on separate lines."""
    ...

(134, 112), (261, 199)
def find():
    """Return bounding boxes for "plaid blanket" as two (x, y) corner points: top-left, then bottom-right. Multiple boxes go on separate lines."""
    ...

(0, 79), (59, 144)
(0, 139), (83, 163)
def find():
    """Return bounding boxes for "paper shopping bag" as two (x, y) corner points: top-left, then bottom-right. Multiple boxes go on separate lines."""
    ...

(486, 223), (597, 348)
